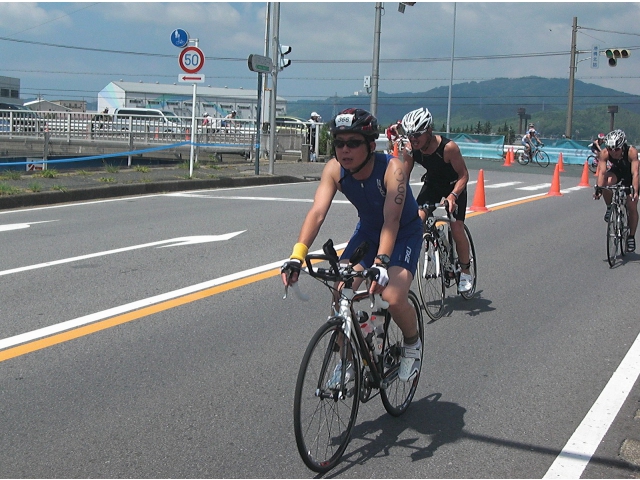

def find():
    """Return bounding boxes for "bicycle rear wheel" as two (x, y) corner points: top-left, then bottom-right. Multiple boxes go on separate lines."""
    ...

(417, 234), (445, 320)
(587, 154), (598, 174)
(535, 150), (550, 167)
(380, 290), (424, 416)
(607, 207), (619, 267)
(293, 320), (361, 473)
(458, 223), (478, 300)
(516, 148), (529, 165)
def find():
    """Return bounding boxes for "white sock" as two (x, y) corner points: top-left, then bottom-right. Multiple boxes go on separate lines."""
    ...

(403, 338), (421, 349)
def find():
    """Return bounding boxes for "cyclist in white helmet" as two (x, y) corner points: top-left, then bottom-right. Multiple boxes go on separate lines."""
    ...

(522, 123), (543, 161)
(594, 129), (639, 252)
(401, 107), (473, 293)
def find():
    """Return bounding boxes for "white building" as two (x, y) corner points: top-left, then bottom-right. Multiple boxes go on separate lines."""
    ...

(97, 81), (286, 120)
(24, 99), (72, 112)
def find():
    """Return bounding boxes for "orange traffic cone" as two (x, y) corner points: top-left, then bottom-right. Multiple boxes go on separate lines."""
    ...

(393, 141), (399, 158)
(502, 148), (512, 167)
(578, 161), (591, 187)
(547, 164), (563, 196)
(469, 169), (490, 212)
(558, 152), (565, 172)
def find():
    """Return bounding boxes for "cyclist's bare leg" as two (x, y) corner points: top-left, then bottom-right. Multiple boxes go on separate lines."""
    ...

(601, 172), (619, 206)
(383, 267), (419, 342)
(451, 220), (471, 274)
(626, 196), (638, 236)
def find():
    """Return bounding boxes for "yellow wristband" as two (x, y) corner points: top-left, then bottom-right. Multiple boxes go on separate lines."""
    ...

(290, 242), (308, 262)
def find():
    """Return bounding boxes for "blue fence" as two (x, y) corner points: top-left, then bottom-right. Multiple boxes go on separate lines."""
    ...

(435, 133), (592, 165)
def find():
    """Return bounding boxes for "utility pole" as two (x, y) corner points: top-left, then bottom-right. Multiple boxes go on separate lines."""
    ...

(370, 3), (382, 116)
(446, 3), (457, 134)
(565, 16), (577, 139)
(268, 2), (280, 174)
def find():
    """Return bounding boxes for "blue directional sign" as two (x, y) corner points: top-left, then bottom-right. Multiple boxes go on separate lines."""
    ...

(171, 29), (189, 48)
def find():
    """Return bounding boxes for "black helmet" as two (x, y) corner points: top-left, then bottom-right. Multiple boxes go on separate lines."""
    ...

(330, 108), (378, 142)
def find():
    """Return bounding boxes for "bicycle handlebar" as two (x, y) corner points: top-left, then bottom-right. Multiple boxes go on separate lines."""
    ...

(419, 200), (457, 219)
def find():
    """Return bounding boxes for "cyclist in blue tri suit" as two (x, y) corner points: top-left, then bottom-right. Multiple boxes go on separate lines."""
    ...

(594, 129), (640, 252)
(281, 108), (423, 384)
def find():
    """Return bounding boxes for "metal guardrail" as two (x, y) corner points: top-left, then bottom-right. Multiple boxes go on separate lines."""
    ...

(0, 110), (314, 165)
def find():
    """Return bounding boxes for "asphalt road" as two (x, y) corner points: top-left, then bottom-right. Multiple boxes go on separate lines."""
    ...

(1, 160), (639, 478)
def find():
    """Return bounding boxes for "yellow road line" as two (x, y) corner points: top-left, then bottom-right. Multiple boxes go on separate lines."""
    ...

(0, 268), (281, 362)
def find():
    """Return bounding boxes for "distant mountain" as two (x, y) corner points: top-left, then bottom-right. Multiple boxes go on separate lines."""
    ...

(286, 77), (640, 143)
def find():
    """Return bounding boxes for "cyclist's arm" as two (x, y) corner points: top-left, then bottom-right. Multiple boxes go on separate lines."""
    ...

(596, 149), (611, 187)
(630, 146), (639, 201)
(295, 158), (340, 248)
(444, 141), (469, 213)
(401, 143), (416, 178)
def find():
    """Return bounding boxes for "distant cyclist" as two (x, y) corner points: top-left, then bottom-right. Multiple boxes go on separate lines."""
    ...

(589, 133), (606, 156)
(385, 120), (404, 154)
(522, 123), (543, 160)
(593, 129), (640, 252)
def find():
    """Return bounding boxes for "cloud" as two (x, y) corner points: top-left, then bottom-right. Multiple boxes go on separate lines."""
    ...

(0, 2), (72, 35)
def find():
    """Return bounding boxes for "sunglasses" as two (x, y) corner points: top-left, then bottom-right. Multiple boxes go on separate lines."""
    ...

(408, 129), (428, 139)
(334, 139), (367, 149)
(607, 147), (622, 152)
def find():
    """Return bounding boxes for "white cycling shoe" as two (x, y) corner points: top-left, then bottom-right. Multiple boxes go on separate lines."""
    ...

(398, 340), (422, 383)
(458, 272), (474, 293)
(326, 361), (355, 390)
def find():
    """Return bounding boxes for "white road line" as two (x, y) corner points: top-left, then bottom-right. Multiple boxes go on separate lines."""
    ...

(517, 183), (551, 191)
(485, 182), (523, 189)
(544, 329), (640, 478)
(168, 193), (350, 203)
(0, 243), (348, 351)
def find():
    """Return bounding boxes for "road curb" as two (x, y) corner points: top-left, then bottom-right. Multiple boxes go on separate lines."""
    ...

(0, 175), (304, 210)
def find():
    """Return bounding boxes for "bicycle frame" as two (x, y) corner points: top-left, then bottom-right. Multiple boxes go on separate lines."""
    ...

(308, 260), (394, 398)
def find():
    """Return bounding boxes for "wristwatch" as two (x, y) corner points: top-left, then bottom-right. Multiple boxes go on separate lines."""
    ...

(375, 254), (391, 268)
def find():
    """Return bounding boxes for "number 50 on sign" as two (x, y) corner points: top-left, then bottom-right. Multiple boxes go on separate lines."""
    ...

(179, 46), (205, 74)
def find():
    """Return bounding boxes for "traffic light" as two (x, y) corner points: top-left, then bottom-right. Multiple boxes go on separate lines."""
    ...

(279, 45), (292, 70)
(605, 48), (630, 67)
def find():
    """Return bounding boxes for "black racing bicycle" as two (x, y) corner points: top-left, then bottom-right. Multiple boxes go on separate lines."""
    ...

(416, 201), (477, 320)
(516, 144), (550, 167)
(285, 239), (424, 473)
(596, 183), (632, 267)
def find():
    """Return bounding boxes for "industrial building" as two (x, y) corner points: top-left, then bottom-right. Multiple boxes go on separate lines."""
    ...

(97, 81), (286, 120)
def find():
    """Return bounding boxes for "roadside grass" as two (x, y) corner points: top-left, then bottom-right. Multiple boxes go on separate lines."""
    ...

(0, 170), (22, 181)
(28, 181), (42, 192)
(0, 183), (22, 195)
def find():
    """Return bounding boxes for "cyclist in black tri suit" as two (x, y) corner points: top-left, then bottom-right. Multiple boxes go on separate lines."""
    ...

(401, 107), (473, 293)
(594, 129), (640, 252)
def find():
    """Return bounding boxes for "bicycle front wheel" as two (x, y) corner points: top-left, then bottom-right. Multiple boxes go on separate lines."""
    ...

(380, 290), (424, 416)
(607, 207), (619, 267)
(458, 223), (478, 300)
(293, 320), (361, 473)
(535, 150), (550, 167)
(620, 205), (629, 257)
(417, 234), (445, 320)
(516, 148), (529, 165)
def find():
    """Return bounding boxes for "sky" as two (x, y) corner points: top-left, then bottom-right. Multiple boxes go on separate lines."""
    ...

(1, 1), (640, 111)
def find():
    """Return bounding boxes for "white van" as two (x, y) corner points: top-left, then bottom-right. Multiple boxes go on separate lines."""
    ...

(113, 108), (186, 135)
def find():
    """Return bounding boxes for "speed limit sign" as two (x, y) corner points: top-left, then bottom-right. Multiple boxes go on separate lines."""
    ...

(179, 46), (205, 74)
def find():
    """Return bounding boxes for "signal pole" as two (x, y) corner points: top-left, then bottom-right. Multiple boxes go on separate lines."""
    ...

(565, 16), (577, 139)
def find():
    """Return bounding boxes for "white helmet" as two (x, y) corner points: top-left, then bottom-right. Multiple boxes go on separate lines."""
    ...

(402, 108), (433, 136)
(605, 129), (626, 149)
(203, 112), (209, 117)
